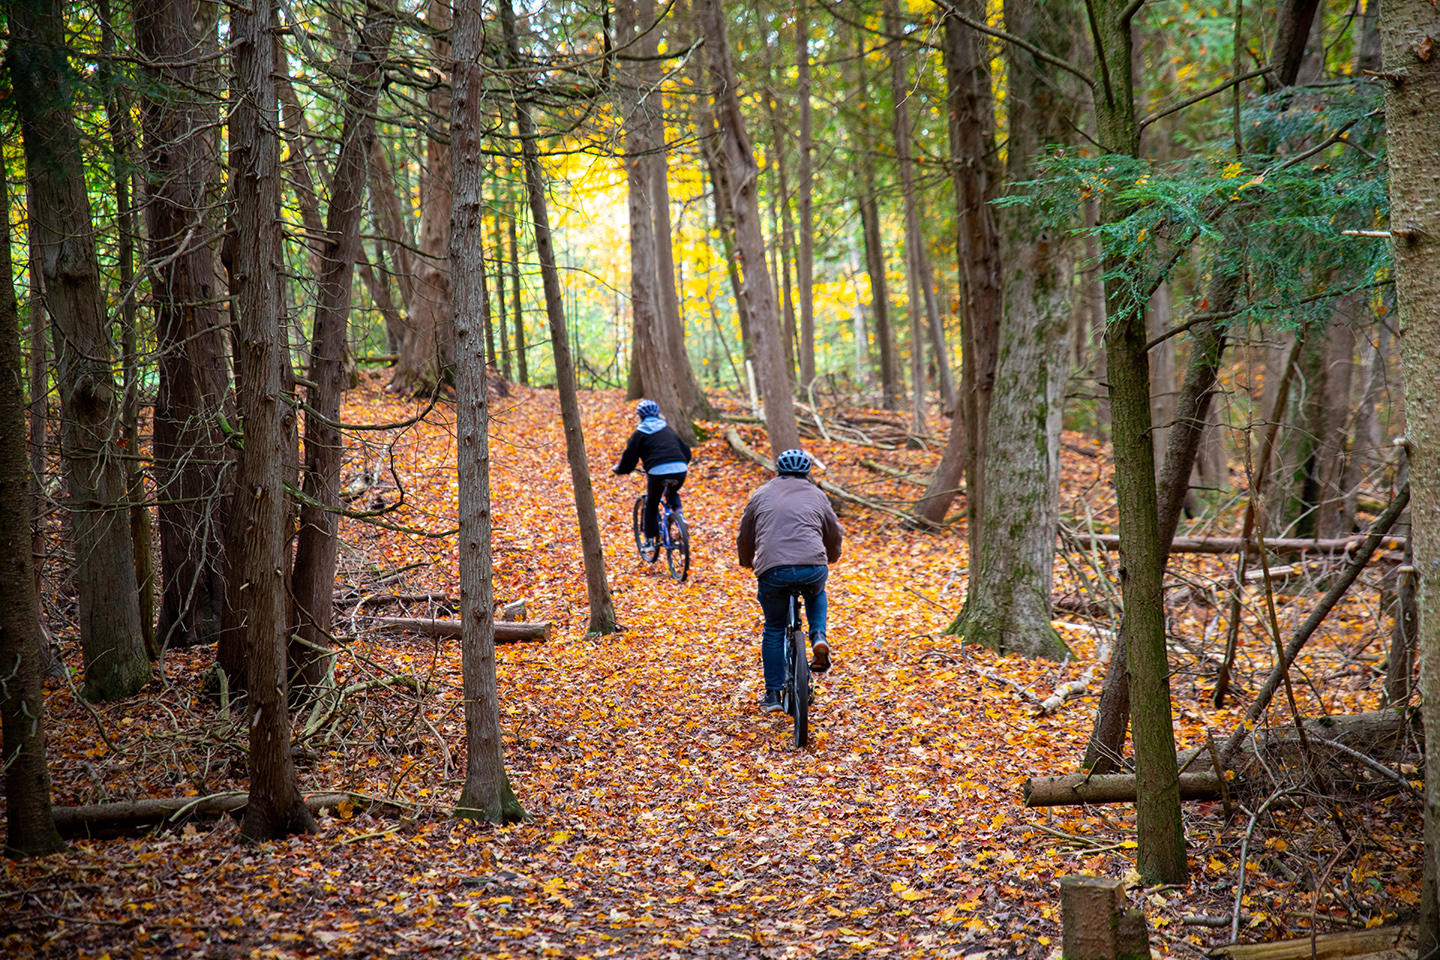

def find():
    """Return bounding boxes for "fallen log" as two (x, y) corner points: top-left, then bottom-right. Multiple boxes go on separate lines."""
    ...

(1031, 710), (1419, 808)
(1024, 772), (1223, 807)
(51, 792), (408, 836)
(371, 617), (550, 643)
(1079, 532), (1406, 558)
(724, 428), (913, 522)
(1206, 925), (1411, 960)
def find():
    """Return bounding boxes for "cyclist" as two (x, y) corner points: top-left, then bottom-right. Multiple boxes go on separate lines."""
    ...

(613, 399), (692, 557)
(736, 448), (842, 713)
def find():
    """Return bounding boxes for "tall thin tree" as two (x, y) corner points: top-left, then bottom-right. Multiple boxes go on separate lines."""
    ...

(12, 0), (151, 702)
(230, 0), (318, 842)
(452, 0), (526, 822)
(501, 0), (618, 634)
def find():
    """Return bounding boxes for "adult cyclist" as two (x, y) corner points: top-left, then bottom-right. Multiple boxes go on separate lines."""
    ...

(736, 448), (842, 713)
(613, 399), (692, 557)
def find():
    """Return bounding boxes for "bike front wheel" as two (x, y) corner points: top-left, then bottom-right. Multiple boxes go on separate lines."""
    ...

(665, 512), (690, 582)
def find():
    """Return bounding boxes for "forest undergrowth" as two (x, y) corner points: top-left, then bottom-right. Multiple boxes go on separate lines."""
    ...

(1, 372), (1422, 959)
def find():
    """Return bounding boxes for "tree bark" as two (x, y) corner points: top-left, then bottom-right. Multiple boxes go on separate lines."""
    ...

(0, 168), (66, 858)
(795, 0), (816, 390)
(1380, 1), (1440, 945)
(1084, 272), (1233, 773)
(617, 0), (691, 442)
(390, 0), (454, 396)
(229, 0), (317, 843)
(135, 0), (232, 653)
(501, 0), (618, 635)
(945, 0), (1074, 662)
(914, 2), (1000, 535)
(508, 178), (528, 386)
(885, 0), (930, 438)
(98, 0), (155, 659)
(452, 0), (526, 822)
(1091, 0), (1188, 885)
(290, 2), (397, 696)
(852, 26), (902, 413)
(698, 0), (799, 456)
(13, 0), (150, 703)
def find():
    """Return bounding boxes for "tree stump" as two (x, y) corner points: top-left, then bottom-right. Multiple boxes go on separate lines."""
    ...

(1060, 875), (1150, 960)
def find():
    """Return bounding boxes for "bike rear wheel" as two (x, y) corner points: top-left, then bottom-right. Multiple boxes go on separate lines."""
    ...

(788, 628), (810, 748)
(665, 512), (690, 582)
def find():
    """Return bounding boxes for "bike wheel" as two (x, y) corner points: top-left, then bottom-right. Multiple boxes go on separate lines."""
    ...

(665, 513), (690, 582)
(790, 628), (810, 748)
(632, 496), (654, 562)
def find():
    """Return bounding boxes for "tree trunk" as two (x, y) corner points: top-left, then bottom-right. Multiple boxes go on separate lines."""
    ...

(617, 0), (691, 442)
(0, 168), (66, 858)
(1084, 270), (1234, 773)
(365, 130), (417, 312)
(795, 0), (816, 389)
(135, 0), (232, 653)
(492, 204), (511, 380)
(390, 0), (453, 396)
(230, 0), (317, 843)
(13, 0), (150, 703)
(508, 186), (528, 386)
(452, 0), (526, 823)
(98, 0), (155, 659)
(1091, 0), (1187, 886)
(1381, 0), (1440, 946)
(290, 3), (397, 696)
(945, 0), (1074, 662)
(852, 26), (902, 412)
(913, 2), (1000, 536)
(501, 0), (618, 635)
(885, 0), (929, 438)
(698, 0), (800, 456)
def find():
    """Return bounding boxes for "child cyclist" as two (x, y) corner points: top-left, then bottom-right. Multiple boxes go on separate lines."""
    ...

(613, 399), (692, 557)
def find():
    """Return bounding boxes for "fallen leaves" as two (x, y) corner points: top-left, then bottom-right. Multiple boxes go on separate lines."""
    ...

(6, 375), (1421, 958)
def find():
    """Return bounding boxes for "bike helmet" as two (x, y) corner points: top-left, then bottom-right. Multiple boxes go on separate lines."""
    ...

(636, 399), (660, 419)
(775, 448), (811, 475)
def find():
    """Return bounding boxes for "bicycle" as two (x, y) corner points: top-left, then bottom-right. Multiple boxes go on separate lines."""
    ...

(631, 476), (690, 582)
(781, 589), (811, 748)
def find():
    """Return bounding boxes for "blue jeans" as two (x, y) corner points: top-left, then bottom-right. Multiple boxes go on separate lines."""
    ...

(757, 564), (828, 692)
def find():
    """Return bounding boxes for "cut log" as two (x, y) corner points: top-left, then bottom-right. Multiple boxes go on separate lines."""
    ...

(1024, 772), (1223, 807)
(51, 792), (407, 836)
(1206, 926), (1410, 960)
(371, 617), (550, 643)
(1080, 533), (1406, 558)
(1060, 875), (1150, 960)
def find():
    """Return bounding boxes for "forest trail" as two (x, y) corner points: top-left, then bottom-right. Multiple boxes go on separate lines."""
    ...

(3, 376), (1417, 958)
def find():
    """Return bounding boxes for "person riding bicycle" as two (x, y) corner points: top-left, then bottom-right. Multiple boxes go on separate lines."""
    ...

(613, 399), (692, 557)
(736, 448), (842, 713)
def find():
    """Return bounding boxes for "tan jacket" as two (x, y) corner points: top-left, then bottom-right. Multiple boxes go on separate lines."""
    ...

(736, 476), (843, 576)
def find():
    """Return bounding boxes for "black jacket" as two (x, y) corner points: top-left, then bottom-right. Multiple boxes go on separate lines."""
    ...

(614, 418), (692, 475)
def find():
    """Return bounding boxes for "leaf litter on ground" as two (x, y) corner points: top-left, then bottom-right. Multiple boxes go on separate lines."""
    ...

(4, 372), (1421, 958)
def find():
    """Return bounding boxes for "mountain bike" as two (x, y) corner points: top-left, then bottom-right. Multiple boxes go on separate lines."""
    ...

(781, 590), (811, 748)
(631, 477), (689, 582)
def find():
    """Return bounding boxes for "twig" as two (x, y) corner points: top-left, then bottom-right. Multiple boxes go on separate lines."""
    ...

(1233, 788), (1295, 942)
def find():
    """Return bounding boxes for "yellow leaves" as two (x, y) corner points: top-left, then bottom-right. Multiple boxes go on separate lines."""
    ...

(1222, 161), (1244, 179)
(890, 880), (926, 901)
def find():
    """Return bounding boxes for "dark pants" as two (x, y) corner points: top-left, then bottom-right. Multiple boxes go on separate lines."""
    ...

(757, 564), (828, 692)
(643, 472), (685, 538)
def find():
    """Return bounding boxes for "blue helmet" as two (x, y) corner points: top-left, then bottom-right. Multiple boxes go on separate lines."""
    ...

(636, 399), (660, 419)
(775, 448), (811, 475)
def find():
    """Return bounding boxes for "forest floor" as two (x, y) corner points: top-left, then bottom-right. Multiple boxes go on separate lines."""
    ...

(1, 372), (1424, 959)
